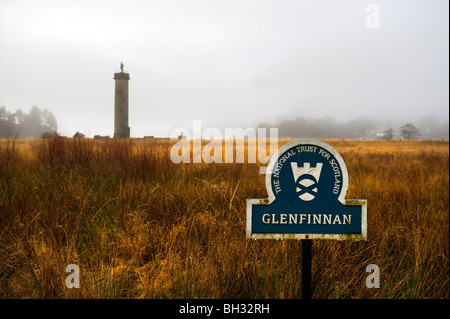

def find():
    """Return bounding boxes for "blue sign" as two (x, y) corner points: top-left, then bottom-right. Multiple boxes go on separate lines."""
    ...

(246, 139), (367, 239)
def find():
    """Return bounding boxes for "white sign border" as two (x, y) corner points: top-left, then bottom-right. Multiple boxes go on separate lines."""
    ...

(246, 138), (367, 240)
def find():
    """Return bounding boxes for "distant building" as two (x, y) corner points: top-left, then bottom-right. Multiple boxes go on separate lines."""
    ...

(94, 135), (110, 140)
(73, 131), (85, 138)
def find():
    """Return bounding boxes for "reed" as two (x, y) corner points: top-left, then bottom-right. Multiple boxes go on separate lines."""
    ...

(0, 137), (448, 298)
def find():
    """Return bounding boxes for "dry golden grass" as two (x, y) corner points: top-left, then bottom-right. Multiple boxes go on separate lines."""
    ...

(0, 137), (448, 298)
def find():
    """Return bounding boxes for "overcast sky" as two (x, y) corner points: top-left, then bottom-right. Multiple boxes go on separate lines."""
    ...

(0, 0), (448, 137)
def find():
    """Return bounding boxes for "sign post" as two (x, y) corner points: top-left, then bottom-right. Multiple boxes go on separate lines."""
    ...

(301, 239), (312, 299)
(246, 139), (367, 298)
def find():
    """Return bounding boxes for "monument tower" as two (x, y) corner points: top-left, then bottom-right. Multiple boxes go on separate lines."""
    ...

(113, 62), (130, 138)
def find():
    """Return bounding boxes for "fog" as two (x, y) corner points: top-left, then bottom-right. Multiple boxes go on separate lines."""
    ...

(256, 114), (449, 140)
(0, 0), (448, 138)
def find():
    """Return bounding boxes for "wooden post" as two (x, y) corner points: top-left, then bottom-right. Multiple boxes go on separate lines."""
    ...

(301, 239), (312, 299)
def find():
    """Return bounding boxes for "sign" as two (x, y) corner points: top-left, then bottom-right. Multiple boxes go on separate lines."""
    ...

(246, 139), (367, 240)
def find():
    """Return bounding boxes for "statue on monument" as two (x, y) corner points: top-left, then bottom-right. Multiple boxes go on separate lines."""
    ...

(120, 62), (124, 72)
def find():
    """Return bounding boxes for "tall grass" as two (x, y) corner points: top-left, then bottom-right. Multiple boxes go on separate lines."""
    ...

(0, 137), (448, 298)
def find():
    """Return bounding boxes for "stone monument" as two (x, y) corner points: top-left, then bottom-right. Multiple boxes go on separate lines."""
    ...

(114, 62), (130, 138)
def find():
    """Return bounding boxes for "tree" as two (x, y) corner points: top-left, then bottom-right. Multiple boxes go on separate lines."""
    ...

(26, 105), (43, 127)
(400, 123), (421, 140)
(383, 128), (395, 140)
(7, 111), (16, 123)
(0, 105), (5, 121)
(42, 108), (58, 130)
(14, 109), (25, 124)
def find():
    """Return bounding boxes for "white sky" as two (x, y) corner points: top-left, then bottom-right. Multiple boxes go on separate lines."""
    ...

(0, 0), (448, 137)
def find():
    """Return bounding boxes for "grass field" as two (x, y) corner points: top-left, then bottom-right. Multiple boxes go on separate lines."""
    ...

(0, 137), (448, 299)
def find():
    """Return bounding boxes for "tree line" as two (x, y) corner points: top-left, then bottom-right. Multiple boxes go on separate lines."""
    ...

(257, 115), (448, 140)
(0, 105), (58, 138)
